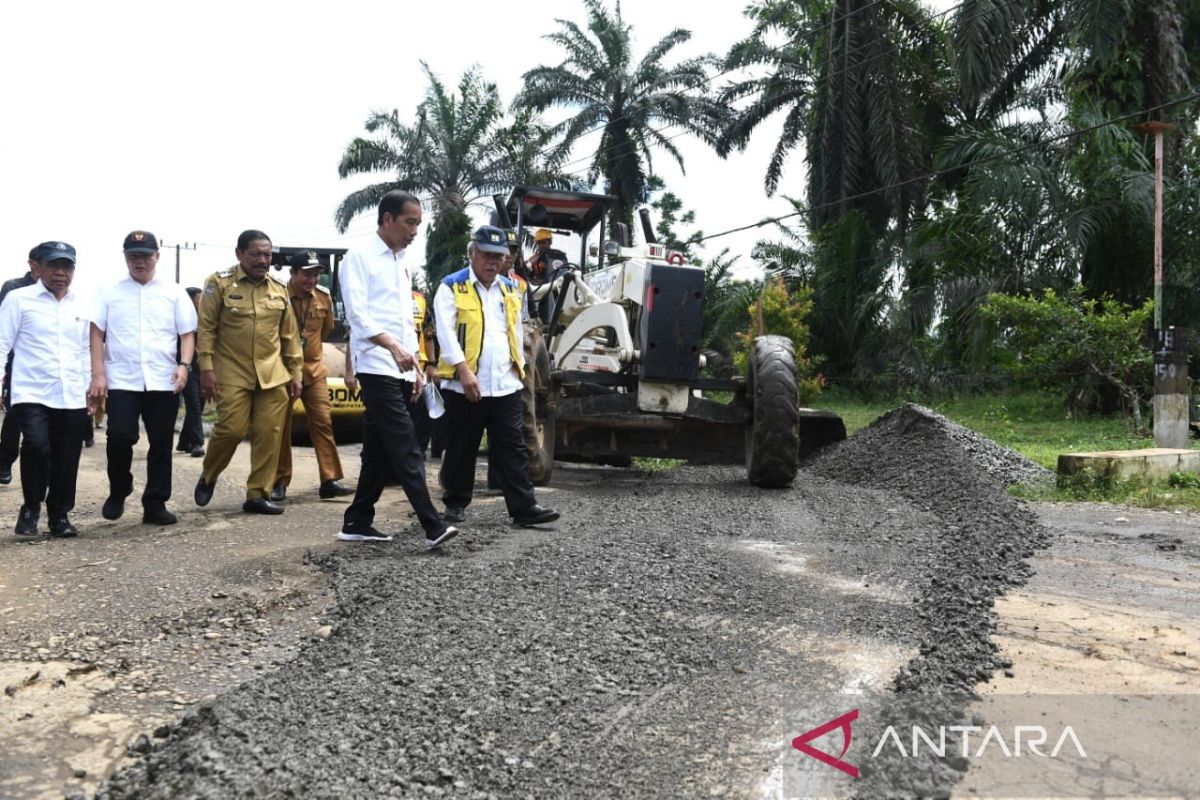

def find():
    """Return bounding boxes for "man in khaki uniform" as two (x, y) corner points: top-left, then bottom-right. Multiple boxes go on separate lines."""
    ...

(270, 251), (354, 501)
(194, 230), (302, 514)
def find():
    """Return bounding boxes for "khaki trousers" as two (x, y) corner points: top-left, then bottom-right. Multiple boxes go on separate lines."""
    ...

(276, 378), (343, 487)
(201, 383), (290, 500)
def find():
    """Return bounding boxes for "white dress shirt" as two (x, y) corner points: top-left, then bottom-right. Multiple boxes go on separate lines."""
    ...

(0, 281), (90, 409)
(341, 234), (417, 380)
(434, 271), (524, 398)
(92, 275), (198, 391)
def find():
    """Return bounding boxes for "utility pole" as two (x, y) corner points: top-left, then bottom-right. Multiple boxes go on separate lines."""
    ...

(160, 241), (196, 284)
(1135, 121), (1187, 449)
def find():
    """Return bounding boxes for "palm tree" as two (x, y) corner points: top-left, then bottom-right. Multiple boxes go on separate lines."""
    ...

(336, 64), (571, 283)
(336, 63), (507, 234)
(514, 0), (727, 230)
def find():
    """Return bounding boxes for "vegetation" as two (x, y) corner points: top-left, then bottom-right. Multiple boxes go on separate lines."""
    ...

(514, 0), (727, 230)
(334, 0), (1198, 439)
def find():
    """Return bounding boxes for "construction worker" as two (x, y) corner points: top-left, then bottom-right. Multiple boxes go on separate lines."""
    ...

(486, 229), (529, 491)
(435, 225), (559, 528)
(525, 228), (567, 284)
(194, 230), (303, 515)
(271, 251), (354, 502)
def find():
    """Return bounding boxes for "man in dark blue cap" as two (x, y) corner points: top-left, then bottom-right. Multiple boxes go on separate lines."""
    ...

(0, 245), (45, 485)
(0, 242), (92, 537)
(433, 226), (559, 528)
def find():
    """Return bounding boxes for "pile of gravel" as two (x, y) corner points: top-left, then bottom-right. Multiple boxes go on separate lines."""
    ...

(806, 403), (1052, 797)
(818, 403), (1051, 488)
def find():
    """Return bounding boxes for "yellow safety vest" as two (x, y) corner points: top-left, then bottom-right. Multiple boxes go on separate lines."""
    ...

(411, 290), (429, 369)
(435, 268), (525, 380)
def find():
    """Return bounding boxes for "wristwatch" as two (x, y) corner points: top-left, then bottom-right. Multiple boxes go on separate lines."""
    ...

(178, 361), (191, 368)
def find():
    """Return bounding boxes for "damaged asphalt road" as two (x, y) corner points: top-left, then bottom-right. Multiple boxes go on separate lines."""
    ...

(98, 405), (1052, 798)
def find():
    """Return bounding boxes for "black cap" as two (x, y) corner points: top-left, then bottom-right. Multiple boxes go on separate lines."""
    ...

(288, 251), (327, 271)
(38, 241), (77, 265)
(472, 225), (509, 255)
(505, 229), (519, 248)
(123, 230), (159, 254)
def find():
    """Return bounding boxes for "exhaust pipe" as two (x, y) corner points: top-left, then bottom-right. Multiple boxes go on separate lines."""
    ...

(638, 208), (658, 244)
(493, 194), (514, 229)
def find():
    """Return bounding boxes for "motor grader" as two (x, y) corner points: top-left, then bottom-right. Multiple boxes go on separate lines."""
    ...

(496, 186), (845, 487)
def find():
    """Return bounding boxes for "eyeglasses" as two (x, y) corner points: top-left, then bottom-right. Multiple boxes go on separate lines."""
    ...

(41, 263), (75, 273)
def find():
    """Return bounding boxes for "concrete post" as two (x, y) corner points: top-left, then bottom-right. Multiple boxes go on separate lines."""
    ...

(1154, 327), (1189, 449)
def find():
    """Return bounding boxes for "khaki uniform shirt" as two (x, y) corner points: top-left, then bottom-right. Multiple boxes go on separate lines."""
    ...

(197, 266), (302, 391)
(290, 283), (334, 385)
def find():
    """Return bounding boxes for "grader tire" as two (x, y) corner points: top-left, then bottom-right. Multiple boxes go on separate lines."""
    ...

(746, 335), (800, 488)
(523, 323), (555, 486)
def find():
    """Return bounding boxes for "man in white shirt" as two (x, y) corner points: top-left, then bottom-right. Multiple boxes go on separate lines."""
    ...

(0, 242), (92, 537)
(87, 231), (198, 526)
(434, 226), (559, 528)
(338, 191), (457, 549)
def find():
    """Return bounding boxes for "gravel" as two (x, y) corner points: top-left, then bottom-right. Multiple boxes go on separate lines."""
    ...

(100, 404), (1052, 799)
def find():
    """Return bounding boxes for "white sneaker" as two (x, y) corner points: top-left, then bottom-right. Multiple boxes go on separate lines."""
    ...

(425, 526), (459, 550)
(337, 526), (393, 542)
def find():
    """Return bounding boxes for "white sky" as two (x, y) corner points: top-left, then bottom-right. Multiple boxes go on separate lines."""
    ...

(0, 0), (953, 297)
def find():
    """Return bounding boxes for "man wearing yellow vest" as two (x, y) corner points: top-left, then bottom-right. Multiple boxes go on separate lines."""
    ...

(434, 226), (559, 527)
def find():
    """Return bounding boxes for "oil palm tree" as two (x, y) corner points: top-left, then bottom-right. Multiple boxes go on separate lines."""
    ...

(336, 64), (571, 282)
(336, 63), (508, 234)
(514, 0), (727, 230)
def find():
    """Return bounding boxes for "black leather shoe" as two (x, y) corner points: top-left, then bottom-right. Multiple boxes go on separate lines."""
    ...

(189, 446), (205, 458)
(14, 506), (38, 536)
(0, 464), (12, 485)
(319, 480), (355, 499)
(101, 493), (127, 521)
(270, 481), (287, 502)
(143, 507), (178, 526)
(512, 504), (560, 527)
(443, 506), (466, 523)
(194, 477), (216, 507)
(49, 517), (78, 538)
(83, 437), (94, 449)
(243, 497), (285, 515)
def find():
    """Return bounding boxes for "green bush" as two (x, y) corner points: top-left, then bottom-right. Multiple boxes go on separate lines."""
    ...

(732, 278), (822, 404)
(980, 286), (1152, 424)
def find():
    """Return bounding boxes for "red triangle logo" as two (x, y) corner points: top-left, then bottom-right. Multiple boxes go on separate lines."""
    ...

(791, 709), (860, 778)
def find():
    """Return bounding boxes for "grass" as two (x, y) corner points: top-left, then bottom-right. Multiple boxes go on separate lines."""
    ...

(818, 388), (1200, 511)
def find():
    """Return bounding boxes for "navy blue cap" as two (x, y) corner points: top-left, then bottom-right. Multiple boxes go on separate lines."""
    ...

(123, 230), (159, 254)
(38, 241), (77, 265)
(472, 225), (509, 255)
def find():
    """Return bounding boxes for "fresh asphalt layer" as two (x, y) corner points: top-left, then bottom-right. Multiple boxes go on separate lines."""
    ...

(97, 406), (1050, 798)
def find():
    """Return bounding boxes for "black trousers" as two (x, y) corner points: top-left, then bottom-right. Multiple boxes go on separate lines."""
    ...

(106, 389), (179, 509)
(177, 365), (204, 451)
(14, 404), (88, 519)
(0, 357), (18, 468)
(344, 374), (443, 535)
(440, 390), (536, 516)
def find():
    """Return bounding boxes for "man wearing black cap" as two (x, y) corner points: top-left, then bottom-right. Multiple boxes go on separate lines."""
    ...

(433, 226), (559, 528)
(0, 242), (92, 537)
(88, 231), (197, 526)
(271, 251), (353, 502)
(0, 245), (44, 485)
